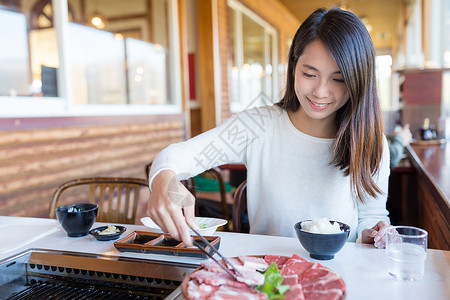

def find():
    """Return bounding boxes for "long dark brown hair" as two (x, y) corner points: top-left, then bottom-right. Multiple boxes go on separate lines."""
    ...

(277, 7), (384, 203)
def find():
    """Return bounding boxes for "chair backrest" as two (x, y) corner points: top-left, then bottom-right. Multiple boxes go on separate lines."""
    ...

(49, 177), (149, 224)
(232, 180), (247, 233)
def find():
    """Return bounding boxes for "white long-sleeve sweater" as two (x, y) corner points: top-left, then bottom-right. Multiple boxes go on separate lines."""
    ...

(149, 105), (390, 242)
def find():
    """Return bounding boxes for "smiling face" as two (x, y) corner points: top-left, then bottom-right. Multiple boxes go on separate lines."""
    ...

(291, 40), (349, 137)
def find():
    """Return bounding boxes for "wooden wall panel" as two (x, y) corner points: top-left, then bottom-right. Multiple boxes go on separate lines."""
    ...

(403, 71), (442, 105)
(178, 0), (192, 138)
(417, 179), (450, 250)
(388, 160), (450, 250)
(401, 70), (444, 136)
(0, 118), (185, 219)
(387, 163), (417, 226)
(197, 0), (218, 132)
(405, 145), (450, 250)
(217, 0), (231, 123)
(190, 108), (202, 137)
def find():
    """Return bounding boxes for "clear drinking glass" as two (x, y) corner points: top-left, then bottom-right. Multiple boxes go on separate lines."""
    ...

(386, 226), (428, 281)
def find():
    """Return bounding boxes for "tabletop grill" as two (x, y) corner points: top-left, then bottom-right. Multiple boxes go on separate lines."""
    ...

(0, 249), (198, 300)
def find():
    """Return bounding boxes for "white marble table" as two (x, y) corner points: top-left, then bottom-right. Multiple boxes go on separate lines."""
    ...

(0, 216), (449, 300)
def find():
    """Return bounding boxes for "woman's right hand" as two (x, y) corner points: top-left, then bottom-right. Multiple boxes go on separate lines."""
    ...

(147, 170), (196, 246)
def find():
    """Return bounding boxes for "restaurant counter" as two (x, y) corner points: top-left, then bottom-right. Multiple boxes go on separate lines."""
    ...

(1, 216), (449, 300)
(405, 142), (450, 250)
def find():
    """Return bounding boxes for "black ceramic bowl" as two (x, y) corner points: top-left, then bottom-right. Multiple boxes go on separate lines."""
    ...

(89, 225), (127, 241)
(56, 203), (98, 237)
(294, 220), (350, 260)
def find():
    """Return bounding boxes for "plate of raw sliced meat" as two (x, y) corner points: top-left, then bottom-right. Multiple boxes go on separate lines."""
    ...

(182, 254), (346, 300)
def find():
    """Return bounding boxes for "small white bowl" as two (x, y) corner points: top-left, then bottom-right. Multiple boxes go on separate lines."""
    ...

(140, 217), (227, 236)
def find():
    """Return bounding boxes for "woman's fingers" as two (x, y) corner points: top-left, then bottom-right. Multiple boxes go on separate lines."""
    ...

(147, 197), (175, 238)
(361, 228), (377, 244)
(173, 185), (196, 246)
(147, 170), (196, 245)
(373, 220), (389, 249)
(159, 206), (183, 240)
(173, 208), (193, 246)
(361, 220), (390, 248)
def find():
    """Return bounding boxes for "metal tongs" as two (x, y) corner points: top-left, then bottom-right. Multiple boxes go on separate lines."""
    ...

(188, 224), (243, 280)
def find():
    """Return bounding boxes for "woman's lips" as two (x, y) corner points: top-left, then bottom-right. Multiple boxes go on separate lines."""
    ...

(307, 97), (331, 111)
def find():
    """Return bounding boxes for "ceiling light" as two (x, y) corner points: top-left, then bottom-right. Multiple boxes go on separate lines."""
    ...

(90, 13), (106, 29)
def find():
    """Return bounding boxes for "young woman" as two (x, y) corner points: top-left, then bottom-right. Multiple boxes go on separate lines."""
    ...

(147, 8), (390, 248)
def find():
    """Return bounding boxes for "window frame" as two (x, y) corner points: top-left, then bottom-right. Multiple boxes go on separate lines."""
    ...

(0, 0), (182, 118)
(227, 0), (279, 113)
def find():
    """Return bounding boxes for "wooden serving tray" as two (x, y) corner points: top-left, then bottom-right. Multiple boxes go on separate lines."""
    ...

(113, 231), (221, 258)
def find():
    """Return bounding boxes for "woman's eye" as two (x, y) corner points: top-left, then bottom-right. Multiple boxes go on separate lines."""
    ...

(303, 72), (315, 78)
(334, 78), (345, 83)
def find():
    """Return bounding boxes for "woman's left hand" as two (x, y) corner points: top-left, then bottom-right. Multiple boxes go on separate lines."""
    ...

(361, 220), (390, 248)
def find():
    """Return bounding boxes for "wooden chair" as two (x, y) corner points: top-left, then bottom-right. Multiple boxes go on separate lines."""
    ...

(49, 177), (149, 224)
(145, 162), (230, 230)
(232, 180), (248, 233)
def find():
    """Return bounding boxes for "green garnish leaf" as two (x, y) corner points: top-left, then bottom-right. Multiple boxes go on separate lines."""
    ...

(199, 223), (208, 229)
(256, 262), (290, 299)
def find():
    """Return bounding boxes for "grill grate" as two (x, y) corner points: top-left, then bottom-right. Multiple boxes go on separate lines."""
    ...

(5, 263), (180, 300)
(7, 281), (160, 300)
(0, 249), (195, 300)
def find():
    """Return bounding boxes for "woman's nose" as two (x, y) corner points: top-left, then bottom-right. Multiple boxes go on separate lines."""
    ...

(312, 80), (330, 98)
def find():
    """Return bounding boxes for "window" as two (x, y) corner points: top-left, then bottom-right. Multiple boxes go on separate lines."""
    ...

(376, 55), (393, 111)
(228, 0), (278, 112)
(404, 0), (422, 67)
(0, 3), (59, 97)
(443, 0), (450, 67)
(68, 22), (127, 105)
(126, 38), (169, 105)
(0, 9), (30, 97)
(0, 0), (181, 117)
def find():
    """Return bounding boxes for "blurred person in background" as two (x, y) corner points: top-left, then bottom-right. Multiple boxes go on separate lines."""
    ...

(389, 124), (412, 169)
